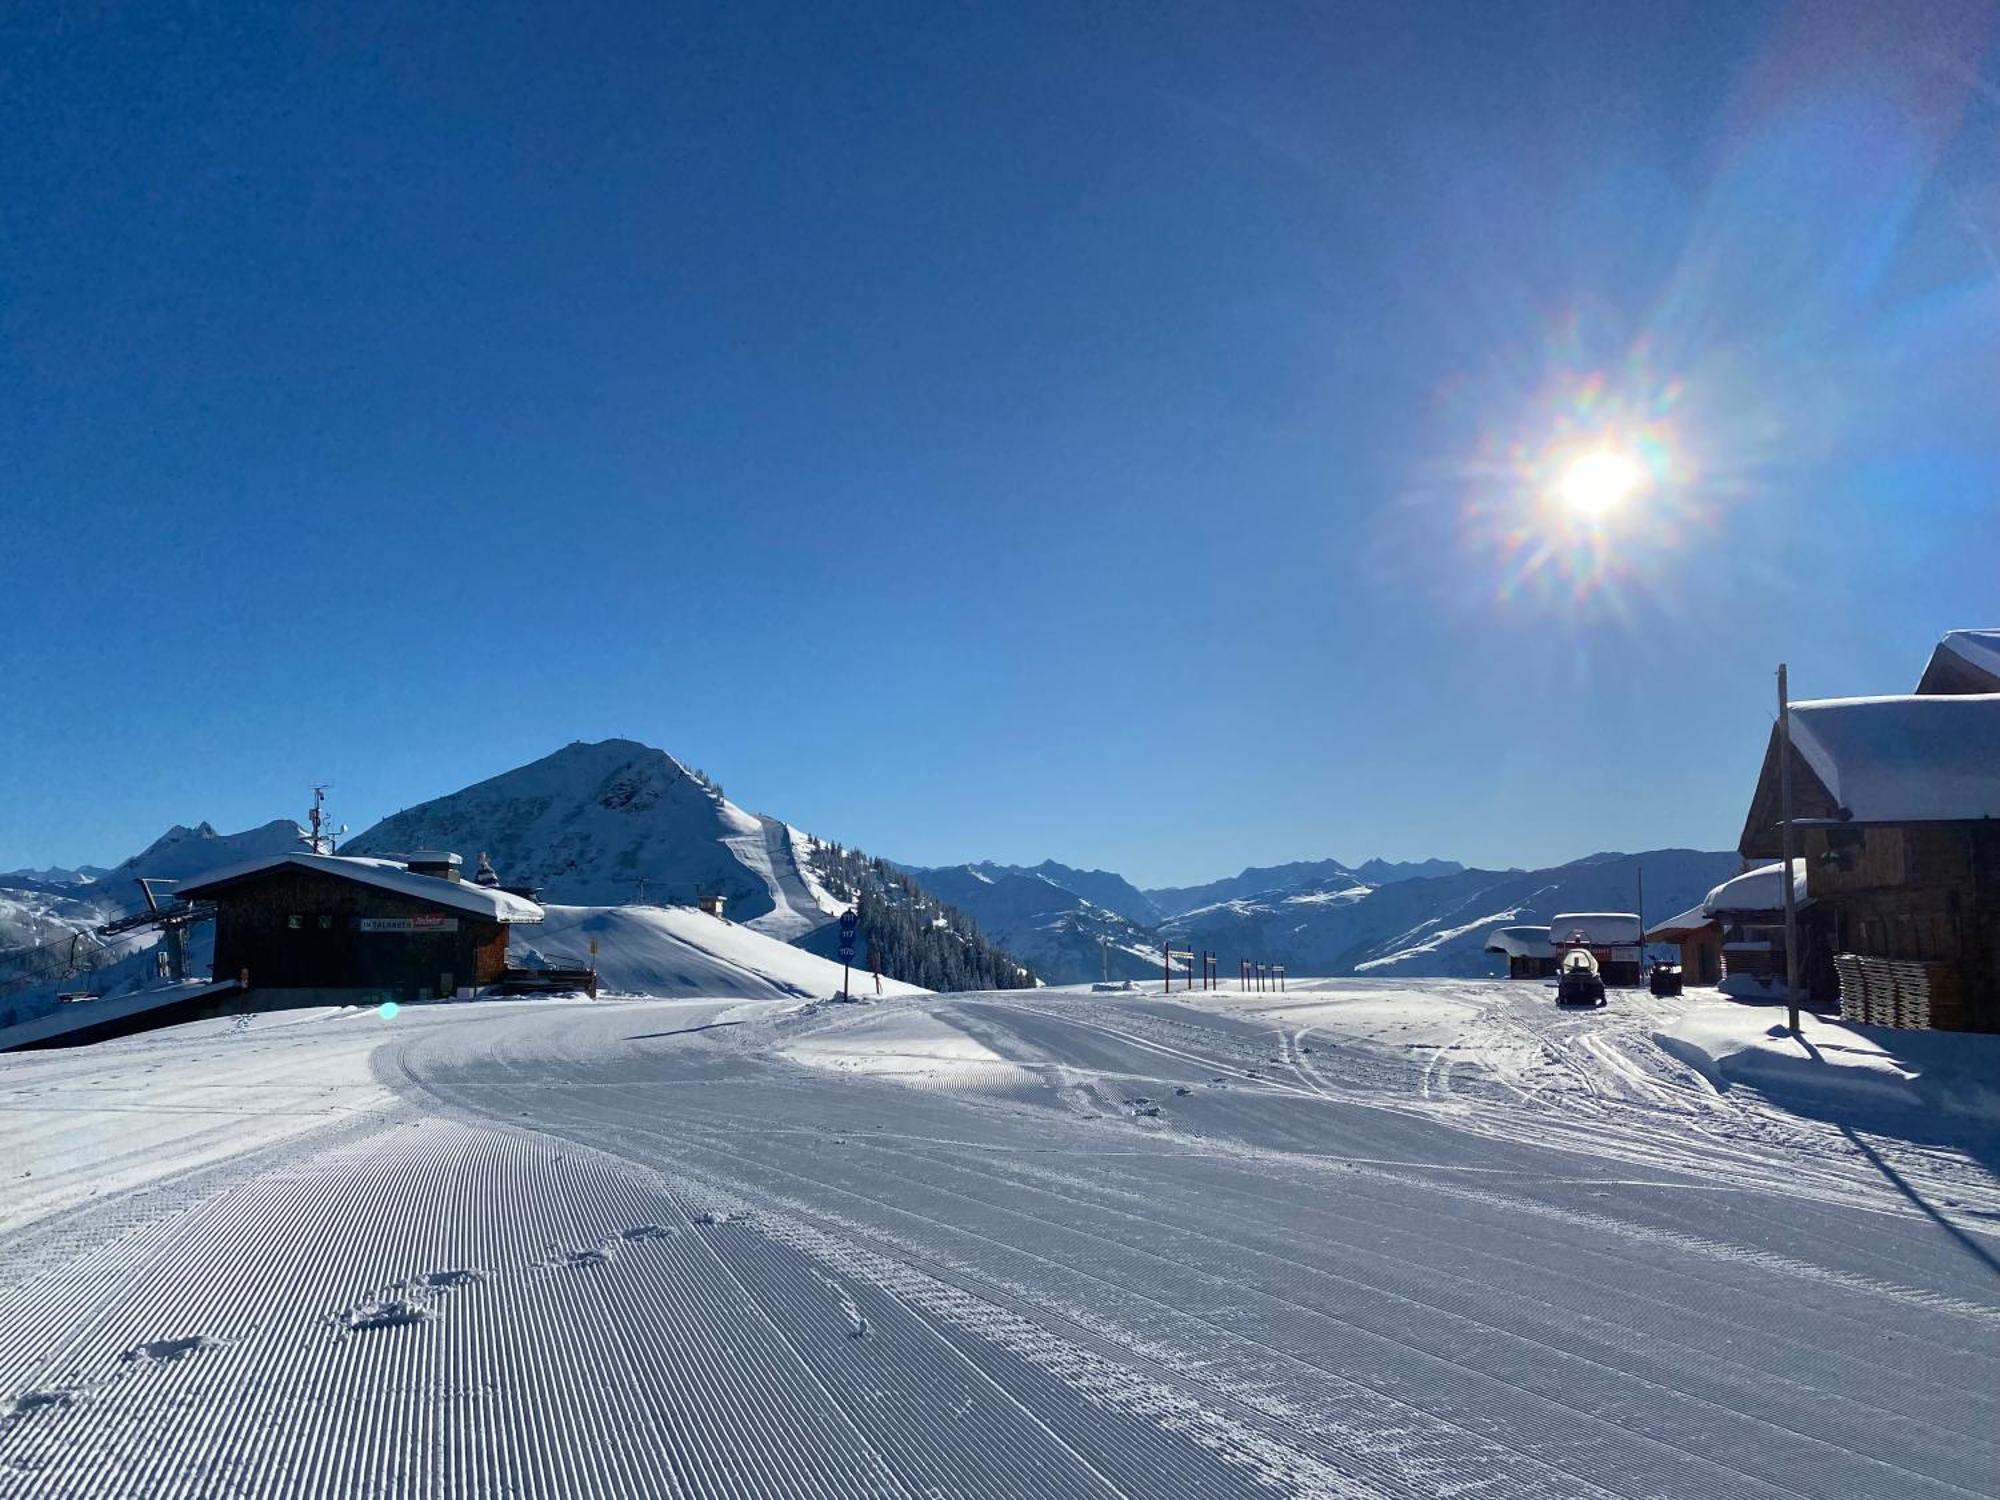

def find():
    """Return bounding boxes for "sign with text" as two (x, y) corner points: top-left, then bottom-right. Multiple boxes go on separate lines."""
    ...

(359, 916), (459, 933)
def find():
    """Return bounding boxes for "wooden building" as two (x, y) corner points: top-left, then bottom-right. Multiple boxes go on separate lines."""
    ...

(1701, 860), (1833, 1000)
(178, 853), (544, 1005)
(1645, 905), (1721, 986)
(1483, 924), (1557, 979)
(1915, 629), (2000, 695)
(1737, 692), (2000, 1030)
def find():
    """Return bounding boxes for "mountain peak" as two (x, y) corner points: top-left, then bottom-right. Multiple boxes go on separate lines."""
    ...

(342, 739), (823, 933)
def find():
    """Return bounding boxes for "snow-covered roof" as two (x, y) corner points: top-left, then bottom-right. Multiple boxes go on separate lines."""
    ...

(1548, 913), (1641, 945)
(1939, 629), (2000, 681)
(1483, 924), (1552, 958)
(1788, 693), (2000, 823)
(1645, 903), (1714, 940)
(1704, 860), (1809, 917)
(179, 854), (544, 923)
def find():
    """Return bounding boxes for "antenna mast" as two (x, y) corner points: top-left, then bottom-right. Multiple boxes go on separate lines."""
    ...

(309, 784), (332, 855)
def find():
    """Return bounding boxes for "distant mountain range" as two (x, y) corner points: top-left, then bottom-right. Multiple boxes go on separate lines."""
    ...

(1142, 856), (1463, 920)
(9, 738), (1744, 996)
(911, 848), (1738, 984)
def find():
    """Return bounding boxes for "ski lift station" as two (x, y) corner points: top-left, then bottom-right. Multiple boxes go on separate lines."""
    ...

(176, 851), (544, 1003)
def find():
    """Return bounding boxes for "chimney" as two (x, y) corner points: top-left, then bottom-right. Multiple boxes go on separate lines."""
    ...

(406, 851), (463, 882)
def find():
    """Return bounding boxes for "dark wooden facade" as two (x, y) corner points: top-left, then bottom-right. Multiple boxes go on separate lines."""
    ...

(204, 867), (512, 1001)
(1647, 923), (1722, 986)
(1800, 820), (2000, 1031)
(1716, 906), (1838, 1002)
(1915, 641), (2000, 695)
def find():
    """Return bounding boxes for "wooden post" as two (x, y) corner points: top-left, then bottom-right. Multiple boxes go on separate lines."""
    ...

(1163, 941), (1171, 996)
(1778, 663), (1802, 1034)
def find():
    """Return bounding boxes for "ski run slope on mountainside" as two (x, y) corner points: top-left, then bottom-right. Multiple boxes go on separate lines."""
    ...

(518, 904), (926, 1001)
(345, 739), (840, 938)
(2, 979), (1994, 1498)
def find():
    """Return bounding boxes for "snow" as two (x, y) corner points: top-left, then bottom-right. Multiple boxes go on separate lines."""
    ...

(1789, 692), (2000, 822)
(1, 979), (1994, 1497)
(1356, 907), (1525, 970)
(524, 904), (925, 1000)
(0, 978), (219, 1053)
(1718, 970), (1789, 999)
(1656, 1001), (2000, 1125)
(1704, 859), (1809, 915)
(1647, 902), (1713, 938)
(109, 819), (312, 891)
(779, 1004), (1034, 1093)
(1281, 884), (1373, 907)
(1482, 923), (1551, 958)
(178, 853), (545, 922)
(342, 740), (835, 935)
(1547, 911), (1641, 944)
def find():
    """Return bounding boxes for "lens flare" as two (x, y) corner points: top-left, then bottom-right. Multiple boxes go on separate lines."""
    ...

(1410, 328), (1728, 621)
(378, 1000), (400, 1020)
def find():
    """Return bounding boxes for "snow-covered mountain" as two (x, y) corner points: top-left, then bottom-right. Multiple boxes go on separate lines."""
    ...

(909, 864), (1162, 984)
(1160, 849), (1741, 977)
(111, 820), (310, 895)
(923, 847), (1737, 982)
(345, 740), (839, 940)
(1, 821), (306, 1004)
(1145, 855), (1462, 918)
(0, 864), (110, 887)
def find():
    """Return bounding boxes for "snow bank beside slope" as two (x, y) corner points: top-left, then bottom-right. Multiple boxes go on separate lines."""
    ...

(519, 905), (925, 1002)
(781, 1003), (1035, 1094)
(1656, 1002), (2000, 1126)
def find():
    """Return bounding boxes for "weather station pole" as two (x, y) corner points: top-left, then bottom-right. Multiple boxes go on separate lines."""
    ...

(1777, 663), (1802, 1035)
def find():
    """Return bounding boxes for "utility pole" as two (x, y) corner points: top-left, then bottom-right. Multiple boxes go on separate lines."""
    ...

(1778, 663), (1802, 1035)
(1636, 861), (1645, 972)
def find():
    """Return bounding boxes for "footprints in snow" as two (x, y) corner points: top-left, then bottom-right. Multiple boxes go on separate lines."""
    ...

(812, 1271), (871, 1339)
(120, 1334), (218, 1366)
(3, 1332), (226, 1435)
(331, 1212), (750, 1341)
(545, 1246), (613, 1270)
(336, 1268), (487, 1333)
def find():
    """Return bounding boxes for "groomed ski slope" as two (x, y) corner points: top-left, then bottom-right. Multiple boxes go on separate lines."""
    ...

(2, 981), (1996, 1498)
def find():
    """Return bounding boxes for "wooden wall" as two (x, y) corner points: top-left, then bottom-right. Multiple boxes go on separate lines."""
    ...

(1803, 822), (1999, 1030)
(1677, 928), (1722, 985)
(210, 867), (514, 999)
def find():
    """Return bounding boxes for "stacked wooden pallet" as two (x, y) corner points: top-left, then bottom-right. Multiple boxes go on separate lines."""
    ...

(1835, 953), (1969, 1030)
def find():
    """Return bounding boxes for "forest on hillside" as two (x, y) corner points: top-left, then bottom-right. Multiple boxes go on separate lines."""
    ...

(798, 841), (1037, 992)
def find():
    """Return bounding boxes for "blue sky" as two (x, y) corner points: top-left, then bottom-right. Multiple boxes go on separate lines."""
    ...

(4, 0), (1997, 885)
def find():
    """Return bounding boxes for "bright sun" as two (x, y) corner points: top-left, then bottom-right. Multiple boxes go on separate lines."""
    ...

(1556, 449), (1645, 518)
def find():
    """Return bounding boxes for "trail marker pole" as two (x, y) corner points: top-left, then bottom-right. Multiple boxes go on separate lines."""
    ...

(1778, 664), (1801, 1034)
(839, 908), (859, 1002)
